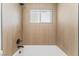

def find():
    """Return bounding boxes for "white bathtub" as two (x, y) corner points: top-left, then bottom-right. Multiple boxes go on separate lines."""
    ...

(13, 45), (67, 56)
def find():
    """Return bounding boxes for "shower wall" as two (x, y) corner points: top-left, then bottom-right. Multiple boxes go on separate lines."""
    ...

(23, 3), (57, 45)
(2, 3), (22, 55)
(57, 3), (78, 56)
(1, 3), (78, 56)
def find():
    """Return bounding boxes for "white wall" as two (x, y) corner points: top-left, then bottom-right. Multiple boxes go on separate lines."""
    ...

(0, 3), (1, 50)
(0, 3), (3, 56)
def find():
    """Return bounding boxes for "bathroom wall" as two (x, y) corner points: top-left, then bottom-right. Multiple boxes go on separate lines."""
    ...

(0, 3), (1, 50)
(23, 3), (57, 45)
(2, 3), (22, 55)
(57, 3), (78, 56)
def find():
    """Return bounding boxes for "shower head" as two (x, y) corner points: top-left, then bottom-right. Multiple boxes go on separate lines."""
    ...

(19, 3), (24, 6)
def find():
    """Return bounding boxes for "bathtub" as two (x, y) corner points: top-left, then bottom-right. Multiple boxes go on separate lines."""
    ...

(13, 45), (67, 56)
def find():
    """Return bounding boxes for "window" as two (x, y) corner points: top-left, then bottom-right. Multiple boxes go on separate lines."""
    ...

(30, 10), (52, 23)
(40, 10), (52, 23)
(30, 10), (40, 23)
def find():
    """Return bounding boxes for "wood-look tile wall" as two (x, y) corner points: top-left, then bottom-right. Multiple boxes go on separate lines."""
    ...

(2, 3), (22, 55)
(23, 3), (57, 45)
(2, 3), (78, 56)
(57, 3), (78, 56)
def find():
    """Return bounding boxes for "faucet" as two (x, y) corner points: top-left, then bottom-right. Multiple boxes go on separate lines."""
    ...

(16, 39), (24, 48)
(17, 46), (24, 48)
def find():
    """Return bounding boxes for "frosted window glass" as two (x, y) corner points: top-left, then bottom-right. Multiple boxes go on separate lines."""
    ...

(41, 10), (52, 23)
(30, 10), (52, 23)
(30, 10), (40, 23)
